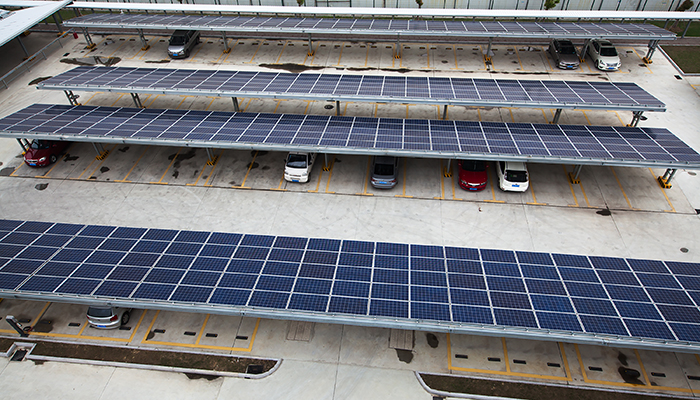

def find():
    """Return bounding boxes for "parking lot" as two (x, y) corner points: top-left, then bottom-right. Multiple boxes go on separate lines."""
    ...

(1, 26), (700, 399)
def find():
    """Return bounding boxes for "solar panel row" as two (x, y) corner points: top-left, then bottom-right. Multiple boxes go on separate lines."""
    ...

(38, 66), (666, 111)
(1, 219), (700, 344)
(64, 14), (675, 40)
(1, 104), (697, 168)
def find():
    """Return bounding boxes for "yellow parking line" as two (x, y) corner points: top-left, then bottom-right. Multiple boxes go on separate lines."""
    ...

(543, 46), (554, 71)
(28, 309), (147, 342)
(502, 337), (511, 373)
(82, 92), (99, 105)
(484, 167), (505, 203)
(245, 41), (263, 64)
(110, 93), (125, 107)
(272, 174), (287, 191)
(451, 163), (462, 201)
(395, 159), (412, 198)
(630, 48), (653, 74)
(514, 47), (525, 71)
(581, 110), (592, 125)
(526, 181), (546, 206)
(30, 302), (51, 328)
(563, 165), (579, 207)
(135, 37), (158, 60)
(237, 151), (258, 188)
(187, 150), (220, 187)
(324, 157), (336, 194)
(357, 156), (374, 196)
(150, 148), (180, 184)
(334, 41), (345, 66)
(194, 314), (211, 345)
(202, 152), (223, 187)
(308, 165), (324, 193)
(9, 161), (24, 177)
(275, 41), (289, 64)
(81, 144), (117, 180)
(115, 146), (150, 183)
(452, 46), (460, 70)
(222, 40), (241, 63)
(649, 168), (675, 212)
(540, 109), (550, 123)
(609, 166), (634, 209)
(434, 160), (445, 200)
(108, 36), (132, 57)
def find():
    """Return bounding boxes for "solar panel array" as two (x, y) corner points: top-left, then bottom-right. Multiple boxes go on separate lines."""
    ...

(2, 218), (700, 346)
(38, 66), (666, 111)
(64, 14), (676, 40)
(1, 104), (699, 168)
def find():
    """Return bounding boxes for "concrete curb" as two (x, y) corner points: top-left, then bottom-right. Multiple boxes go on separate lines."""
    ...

(414, 371), (525, 400)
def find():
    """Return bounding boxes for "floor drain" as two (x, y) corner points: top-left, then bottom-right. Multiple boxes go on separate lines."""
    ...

(153, 329), (166, 334)
(246, 364), (264, 374)
(675, 75), (683, 80)
(184, 331), (197, 336)
(681, 247), (689, 253)
(651, 372), (666, 377)
(205, 333), (218, 338)
(596, 208), (612, 216)
(10, 349), (27, 361)
(547, 362), (561, 368)
(688, 375), (700, 381)
(18, 318), (31, 323)
(455, 354), (468, 359)
(589, 366), (603, 371)
(119, 326), (131, 331)
(236, 335), (248, 340)
(68, 322), (81, 327)
(696, 209), (700, 215)
(324, 104), (334, 109)
(513, 359), (526, 364)
(488, 357), (501, 362)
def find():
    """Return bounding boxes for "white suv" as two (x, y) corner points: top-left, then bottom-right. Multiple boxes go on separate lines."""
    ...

(496, 161), (529, 192)
(587, 39), (621, 71)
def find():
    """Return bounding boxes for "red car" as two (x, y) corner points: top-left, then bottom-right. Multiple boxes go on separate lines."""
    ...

(23, 140), (69, 167)
(458, 160), (488, 191)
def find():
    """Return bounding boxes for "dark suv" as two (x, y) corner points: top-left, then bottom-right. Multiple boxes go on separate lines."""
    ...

(167, 30), (200, 59)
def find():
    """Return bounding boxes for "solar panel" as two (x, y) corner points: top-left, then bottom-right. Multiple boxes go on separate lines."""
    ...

(63, 14), (676, 41)
(2, 105), (699, 170)
(38, 66), (666, 112)
(2, 219), (700, 349)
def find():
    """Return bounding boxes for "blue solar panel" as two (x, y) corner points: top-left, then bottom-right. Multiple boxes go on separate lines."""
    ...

(580, 315), (628, 335)
(94, 280), (137, 297)
(370, 299), (408, 318)
(536, 312), (582, 331)
(494, 308), (537, 328)
(209, 288), (250, 306)
(170, 285), (213, 303)
(132, 283), (175, 300)
(0, 272), (26, 289)
(55, 278), (100, 295)
(19, 276), (63, 292)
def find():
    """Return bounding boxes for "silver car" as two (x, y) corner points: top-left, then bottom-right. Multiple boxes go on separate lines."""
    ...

(370, 156), (399, 189)
(86, 306), (131, 329)
(548, 39), (580, 69)
(167, 30), (200, 59)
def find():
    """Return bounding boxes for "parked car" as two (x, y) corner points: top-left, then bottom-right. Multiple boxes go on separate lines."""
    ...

(284, 152), (316, 183)
(23, 139), (69, 167)
(548, 39), (580, 69)
(370, 156), (399, 189)
(167, 30), (200, 59)
(457, 160), (488, 191)
(586, 39), (621, 71)
(86, 306), (131, 329)
(496, 161), (529, 192)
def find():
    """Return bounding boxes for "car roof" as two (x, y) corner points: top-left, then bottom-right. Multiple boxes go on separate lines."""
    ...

(597, 40), (614, 46)
(504, 161), (527, 170)
(374, 156), (396, 163)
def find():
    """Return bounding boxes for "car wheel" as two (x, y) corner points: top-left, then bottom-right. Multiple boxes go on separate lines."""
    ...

(121, 311), (130, 325)
(49, 154), (57, 164)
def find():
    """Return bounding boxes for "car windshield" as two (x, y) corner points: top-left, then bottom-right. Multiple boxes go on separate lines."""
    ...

(30, 140), (50, 150)
(505, 170), (528, 183)
(560, 45), (577, 55)
(286, 154), (307, 168)
(169, 36), (186, 45)
(374, 162), (395, 176)
(600, 47), (617, 57)
(461, 160), (486, 172)
(87, 307), (113, 317)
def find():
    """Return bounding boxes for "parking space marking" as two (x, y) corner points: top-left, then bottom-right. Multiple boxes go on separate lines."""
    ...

(202, 152), (223, 187)
(446, 334), (571, 381)
(574, 344), (694, 394)
(275, 41), (289, 64)
(245, 41), (263, 64)
(9, 160), (25, 177)
(450, 162), (463, 201)
(150, 148), (181, 185)
(187, 150), (221, 187)
(513, 48), (525, 71)
(110, 93), (126, 107)
(610, 110), (626, 126)
(115, 146), (150, 183)
(395, 159), (412, 198)
(630, 48), (653, 74)
(356, 156), (373, 196)
(107, 36), (133, 57)
(334, 41), (346, 66)
(580, 110), (592, 125)
(141, 310), (260, 352)
(540, 109), (550, 123)
(71, 144), (117, 181)
(649, 168), (676, 213)
(324, 157), (336, 194)
(308, 164), (325, 193)
(526, 182), (546, 205)
(222, 40), (241, 63)
(452, 46), (461, 70)
(609, 166), (635, 210)
(82, 92), (100, 105)
(29, 302), (51, 328)
(485, 167), (505, 203)
(186, 42), (206, 62)
(563, 165), (580, 207)
(237, 151), (258, 189)
(479, 45), (493, 71)
(542, 46), (555, 71)
(132, 37), (158, 60)
(435, 160), (446, 200)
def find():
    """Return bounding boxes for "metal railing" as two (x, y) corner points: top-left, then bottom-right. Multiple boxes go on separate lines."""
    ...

(0, 30), (74, 91)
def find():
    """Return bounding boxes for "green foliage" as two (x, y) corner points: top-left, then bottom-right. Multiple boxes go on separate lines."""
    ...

(544, 0), (560, 10)
(297, 0), (304, 6)
(676, 0), (694, 11)
(416, 0), (424, 8)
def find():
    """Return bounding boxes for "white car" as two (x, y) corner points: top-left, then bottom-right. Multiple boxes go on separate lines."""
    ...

(284, 152), (316, 183)
(496, 161), (529, 192)
(86, 306), (131, 329)
(586, 39), (621, 71)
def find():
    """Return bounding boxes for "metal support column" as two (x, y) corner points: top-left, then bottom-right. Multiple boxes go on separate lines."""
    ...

(130, 93), (144, 108)
(643, 40), (659, 64)
(394, 34), (401, 59)
(552, 108), (563, 124)
(628, 111), (644, 127)
(323, 153), (330, 171)
(17, 139), (28, 152)
(483, 37), (494, 64)
(205, 148), (219, 166)
(443, 159), (452, 177)
(307, 34), (314, 56)
(336, 100), (340, 116)
(569, 165), (583, 184)
(64, 90), (80, 106)
(579, 40), (591, 62)
(442, 105), (448, 120)
(221, 31), (231, 53)
(137, 29), (150, 51)
(16, 36), (29, 58)
(52, 12), (63, 34)
(92, 143), (109, 160)
(657, 168), (677, 189)
(682, 19), (692, 38)
(81, 27), (95, 49)
(232, 97), (240, 112)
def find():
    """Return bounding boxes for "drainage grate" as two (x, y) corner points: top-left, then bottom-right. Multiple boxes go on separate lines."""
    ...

(547, 362), (561, 368)
(675, 75), (683, 80)
(10, 349), (27, 361)
(455, 354), (468, 359)
(39, 319), (51, 325)
(119, 326), (131, 331)
(687, 375), (700, 381)
(513, 359), (526, 365)
(488, 357), (501, 362)
(184, 331), (197, 336)
(153, 329), (166, 334)
(236, 335), (248, 340)
(246, 364), (263, 374)
(205, 333), (218, 338)
(651, 372), (666, 377)
(589, 366), (603, 371)
(18, 318), (31, 323)
(68, 322), (81, 327)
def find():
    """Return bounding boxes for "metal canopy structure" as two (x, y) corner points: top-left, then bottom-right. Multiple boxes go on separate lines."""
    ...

(1, 104), (699, 170)
(2, 218), (700, 352)
(0, 0), (72, 49)
(39, 67), (667, 117)
(64, 13), (676, 41)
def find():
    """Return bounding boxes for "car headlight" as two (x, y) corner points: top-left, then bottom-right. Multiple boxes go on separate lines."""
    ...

(39, 157), (46, 162)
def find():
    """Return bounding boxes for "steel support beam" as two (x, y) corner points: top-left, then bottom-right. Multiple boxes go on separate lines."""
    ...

(569, 164), (583, 184)
(394, 34), (401, 59)
(658, 168), (677, 188)
(552, 108), (563, 124)
(307, 34), (314, 56)
(643, 39), (659, 64)
(221, 31), (231, 53)
(323, 153), (330, 171)
(64, 90), (80, 106)
(92, 142), (109, 160)
(130, 93), (144, 108)
(443, 159), (452, 177)
(52, 12), (63, 34)
(137, 29), (150, 51)
(629, 111), (644, 127)
(17, 139), (29, 152)
(232, 97), (240, 112)
(580, 40), (591, 62)
(336, 100), (340, 116)
(483, 37), (494, 64)
(16, 36), (29, 58)
(442, 105), (448, 120)
(81, 27), (95, 49)
(205, 148), (219, 165)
